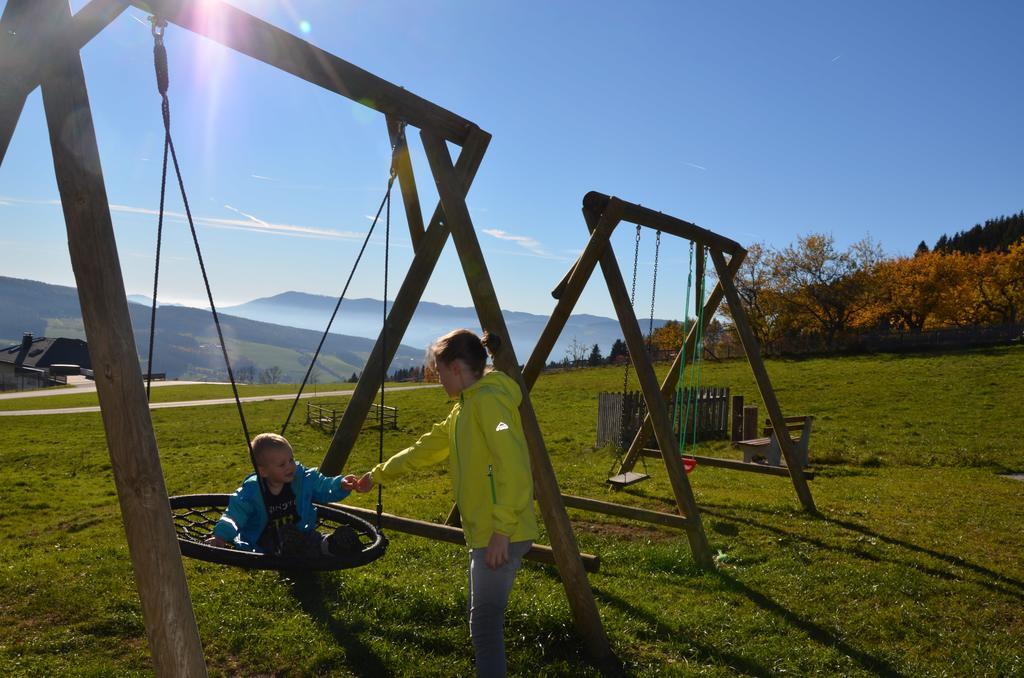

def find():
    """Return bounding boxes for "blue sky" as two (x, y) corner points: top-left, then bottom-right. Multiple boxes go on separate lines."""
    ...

(2, 1), (1022, 320)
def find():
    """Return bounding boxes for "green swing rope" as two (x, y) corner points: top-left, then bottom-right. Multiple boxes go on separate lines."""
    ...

(685, 247), (709, 455)
(673, 244), (709, 456)
(672, 243), (695, 452)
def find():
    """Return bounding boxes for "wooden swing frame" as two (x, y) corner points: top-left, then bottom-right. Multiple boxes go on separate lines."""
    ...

(0, 0), (610, 673)
(517, 191), (818, 568)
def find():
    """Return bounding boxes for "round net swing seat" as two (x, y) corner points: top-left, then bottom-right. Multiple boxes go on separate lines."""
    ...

(170, 494), (388, 571)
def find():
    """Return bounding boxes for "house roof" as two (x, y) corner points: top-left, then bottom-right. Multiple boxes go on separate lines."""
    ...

(0, 336), (90, 369)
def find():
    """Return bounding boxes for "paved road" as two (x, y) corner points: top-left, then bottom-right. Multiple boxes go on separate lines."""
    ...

(0, 376), (220, 400)
(0, 383), (441, 417)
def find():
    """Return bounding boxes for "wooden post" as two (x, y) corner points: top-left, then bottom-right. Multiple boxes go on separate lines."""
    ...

(386, 115), (425, 249)
(742, 405), (759, 441)
(731, 395), (744, 443)
(615, 249), (745, 476)
(320, 127), (490, 475)
(37, 1), (206, 674)
(710, 248), (817, 512)
(590, 199), (713, 568)
(421, 131), (612, 661)
(521, 205), (622, 388)
(0, 0), (126, 164)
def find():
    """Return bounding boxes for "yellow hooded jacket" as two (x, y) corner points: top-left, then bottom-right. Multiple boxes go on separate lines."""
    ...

(370, 370), (539, 549)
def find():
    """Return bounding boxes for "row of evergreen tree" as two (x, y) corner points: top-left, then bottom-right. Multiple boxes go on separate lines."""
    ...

(929, 211), (1024, 254)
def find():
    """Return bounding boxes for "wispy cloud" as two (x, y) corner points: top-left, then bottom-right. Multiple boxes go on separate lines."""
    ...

(251, 174), (278, 182)
(0, 195), (375, 242)
(106, 203), (368, 241)
(831, 55), (842, 63)
(684, 162), (707, 171)
(482, 228), (558, 259)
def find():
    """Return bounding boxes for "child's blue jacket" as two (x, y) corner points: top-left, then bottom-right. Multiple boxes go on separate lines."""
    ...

(212, 463), (351, 552)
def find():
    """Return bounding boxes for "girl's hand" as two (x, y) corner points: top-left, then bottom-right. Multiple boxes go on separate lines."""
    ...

(355, 472), (374, 493)
(484, 532), (510, 570)
(205, 536), (228, 548)
(340, 474), (358, 491)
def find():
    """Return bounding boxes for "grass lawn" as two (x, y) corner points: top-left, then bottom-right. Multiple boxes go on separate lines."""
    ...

(1, 345), (1022, 676)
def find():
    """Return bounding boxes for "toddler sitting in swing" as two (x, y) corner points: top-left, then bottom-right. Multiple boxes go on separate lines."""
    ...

(206, 433), (367, 556)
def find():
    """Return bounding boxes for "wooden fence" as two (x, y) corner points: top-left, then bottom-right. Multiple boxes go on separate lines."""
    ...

(306, 401), (397, 434)
(596, 387), (730, 449)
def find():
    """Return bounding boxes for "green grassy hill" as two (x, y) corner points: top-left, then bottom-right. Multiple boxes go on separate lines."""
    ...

(1, 346), (1022, 675)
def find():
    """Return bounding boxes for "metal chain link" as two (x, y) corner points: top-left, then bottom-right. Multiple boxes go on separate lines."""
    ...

(647, 230), (661, 344)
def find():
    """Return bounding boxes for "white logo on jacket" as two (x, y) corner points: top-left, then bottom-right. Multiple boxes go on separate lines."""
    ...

(495, 422), (509, 432)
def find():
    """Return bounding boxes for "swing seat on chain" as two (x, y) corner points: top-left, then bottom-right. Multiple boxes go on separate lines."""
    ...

(607, 456), (695, 487)
(607, 471), (649, 488)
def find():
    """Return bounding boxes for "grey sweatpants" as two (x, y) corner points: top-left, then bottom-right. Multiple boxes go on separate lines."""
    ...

(468, 539), (533, 678)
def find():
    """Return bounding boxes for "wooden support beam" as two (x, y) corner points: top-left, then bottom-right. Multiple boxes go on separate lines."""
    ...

(591, 197), (714, 569)
(386, 115), (425, 250)
(421, 130), (612, 662)
(0, 0), (127, 165)
(710, 248), (817, 512)
(561, 493), (692, 530)
(319, 127), (490, 476)
(584, 191), (745, 256)
(37, 2), (206, 674)
(638, 449), (816, 479)
(131, 0), (475, 143)
(616, 251), (746, 476)
(340, 506), (600, 573)
(522, 205), (621, 389)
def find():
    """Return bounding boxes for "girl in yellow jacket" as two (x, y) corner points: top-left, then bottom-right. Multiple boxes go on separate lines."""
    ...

(357, 329), (538, 677)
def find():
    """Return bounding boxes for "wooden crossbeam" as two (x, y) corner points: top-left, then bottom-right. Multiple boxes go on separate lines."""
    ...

(637, 449), (816, 479)
(584, 191), (745, 255)
(130, 0), (474, 143)
(561, 493), (691, 529)
(340, 506), (601, 573)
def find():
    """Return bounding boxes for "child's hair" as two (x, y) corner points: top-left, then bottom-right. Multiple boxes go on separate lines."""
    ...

(427, 329), (502, 378)
(251, 432), (293, 466)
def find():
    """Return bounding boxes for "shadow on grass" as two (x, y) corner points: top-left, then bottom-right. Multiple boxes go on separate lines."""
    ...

(700, 503), (1024, 601)
(592, 586), (771, 676)
(711, 571), (906, 677)
(284, 573), (392, 677)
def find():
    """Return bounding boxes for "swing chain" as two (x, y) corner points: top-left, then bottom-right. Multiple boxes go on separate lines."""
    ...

(647, 230), (661, 344)
(622, 224), (641, 395)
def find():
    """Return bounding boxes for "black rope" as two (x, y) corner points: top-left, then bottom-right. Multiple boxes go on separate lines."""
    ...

(150, 19), (276, 549)
(145, 127), (169, 400)
(279, 171), (397, 435)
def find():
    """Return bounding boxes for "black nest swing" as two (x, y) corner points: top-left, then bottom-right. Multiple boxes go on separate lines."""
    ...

(171, 495), (387, 571)
(146, 18), (393, 572)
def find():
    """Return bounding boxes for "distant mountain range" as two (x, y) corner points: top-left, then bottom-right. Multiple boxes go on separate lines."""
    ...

(2, 277), (672, 381)
(0, 277), (423, 382)
(221, 291), (671, 363)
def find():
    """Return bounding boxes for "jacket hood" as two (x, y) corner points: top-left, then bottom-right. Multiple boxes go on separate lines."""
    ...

(463, 370), (522, 409)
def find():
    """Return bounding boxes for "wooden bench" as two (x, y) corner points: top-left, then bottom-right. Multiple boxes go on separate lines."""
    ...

(736, 415), (813, 467)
